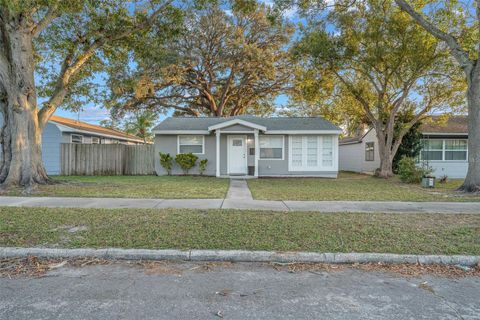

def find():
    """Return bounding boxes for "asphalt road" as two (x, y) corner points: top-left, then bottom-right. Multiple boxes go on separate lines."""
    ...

(1, 262), (479, 320)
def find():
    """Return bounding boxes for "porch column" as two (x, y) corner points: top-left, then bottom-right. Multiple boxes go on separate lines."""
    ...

(216, 130), (221, 177)
(254, 129), (259, 177)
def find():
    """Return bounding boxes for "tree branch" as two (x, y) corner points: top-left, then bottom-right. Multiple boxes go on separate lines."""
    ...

(394, 0), (473, 71)
(38, 1), (173, 127)
(31, 5), (59, 38)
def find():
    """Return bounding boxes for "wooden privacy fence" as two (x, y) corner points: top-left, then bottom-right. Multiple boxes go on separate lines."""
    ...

(60, 143), (155, 175)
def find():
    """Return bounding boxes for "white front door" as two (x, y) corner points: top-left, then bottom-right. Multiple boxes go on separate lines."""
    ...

(228, 135), (247, 175)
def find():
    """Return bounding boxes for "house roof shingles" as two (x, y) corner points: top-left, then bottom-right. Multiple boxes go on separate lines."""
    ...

(420, 115), (468, 134)
(340, 115), (468, 145)
(154, 115), (341, 131)
(50, 115), (144, 143)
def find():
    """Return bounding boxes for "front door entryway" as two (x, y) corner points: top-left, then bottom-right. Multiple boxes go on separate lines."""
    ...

(227, 135), (247, 175)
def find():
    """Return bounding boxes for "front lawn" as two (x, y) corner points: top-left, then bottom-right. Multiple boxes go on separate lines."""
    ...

(248, 172), (480, 202)
(1, 207), (479, 255)
(4, 176), (228, 199)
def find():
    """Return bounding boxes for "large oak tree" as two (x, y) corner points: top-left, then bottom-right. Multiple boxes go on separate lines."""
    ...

(394, 0), (480, 191)
(108, 1), (294, 118)
(290, 0), (463, 177)
(0, 0), (180, 187)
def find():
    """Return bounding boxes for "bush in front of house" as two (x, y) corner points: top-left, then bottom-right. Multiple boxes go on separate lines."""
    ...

(175, 153), (198, 174)
(199, 159), (208, 175)
(397, 156), (431, 183)
(159, 152), (173, 175)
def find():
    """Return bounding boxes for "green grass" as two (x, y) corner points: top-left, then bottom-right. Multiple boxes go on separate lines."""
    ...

(1, 207), (479, 255)
(5, 176), (228, 199)
(247, 172), (480, 202)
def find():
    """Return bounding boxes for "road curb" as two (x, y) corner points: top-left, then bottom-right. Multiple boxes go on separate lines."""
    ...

(1, 247), (479, 266)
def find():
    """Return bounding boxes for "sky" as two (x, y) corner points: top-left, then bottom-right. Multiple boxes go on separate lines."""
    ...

(51, 0), (296, 125)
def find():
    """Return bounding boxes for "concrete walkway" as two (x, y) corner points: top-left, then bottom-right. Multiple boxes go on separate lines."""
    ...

(1, 195), (480, 213)
(226, 179), (253, 200)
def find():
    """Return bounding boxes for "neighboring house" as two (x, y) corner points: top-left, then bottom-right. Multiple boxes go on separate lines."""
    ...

(338, 115), (469, 178)
(339, 128), (380, 174)
(153, 116), (342, 178)
(419, 116), (468, 179)
(0, 115), (145, 175)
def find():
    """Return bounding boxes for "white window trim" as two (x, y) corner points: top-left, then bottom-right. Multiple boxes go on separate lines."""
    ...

(177, 135), (205, 155)
(208, 119), (267, 132)
(71, 134), (84, 144)
(91, 137), (100, 144)
(288, 135), (337, 172)
(444, 139), (468, 162)
(259, 135), (284, 160)
(420, 138), (468, 162)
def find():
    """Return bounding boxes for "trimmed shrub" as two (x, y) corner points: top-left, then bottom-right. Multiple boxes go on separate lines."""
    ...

(397, 156), (431, 183)
(199, 159), (208, 175)
(175, 153), (198, 174)
(159, 152), (173, 175)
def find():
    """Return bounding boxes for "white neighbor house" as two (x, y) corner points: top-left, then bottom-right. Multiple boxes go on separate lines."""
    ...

(338, 116), (469, 178)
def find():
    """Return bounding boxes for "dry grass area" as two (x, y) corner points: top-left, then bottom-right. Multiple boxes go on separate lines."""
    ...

(2, 207), (479, 255)
(3, 175), (228, 199)
(248, 171), (480, 202)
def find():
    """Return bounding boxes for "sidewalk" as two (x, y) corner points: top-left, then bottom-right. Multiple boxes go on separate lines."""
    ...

(1, 196), (480, 213)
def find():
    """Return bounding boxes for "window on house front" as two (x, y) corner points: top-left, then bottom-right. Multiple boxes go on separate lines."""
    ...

(91, 137), (100, 144)
(420, 139), (443, 160)
(322, 136), (333, 166)
(178, 135), (204, 154)
(71, 134), (83, 144)
(420, 139), (468, 161)
(365, 142), (375, 161)
(444, 139), (467, 160)
(259, 136), (284, 159)
(289, 135), (335, 171)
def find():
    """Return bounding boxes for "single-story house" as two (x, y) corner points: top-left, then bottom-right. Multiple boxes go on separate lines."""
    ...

(0, 115), (145, 175)
(153, 115), (342, 178)
(338, 116), (469, 178)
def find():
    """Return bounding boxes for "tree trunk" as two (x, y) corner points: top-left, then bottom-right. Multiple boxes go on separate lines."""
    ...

(374, 126), (395, 178)
(0, 20), (49, 188)
(459, 76), (480, 192)
(377, 150), (394, 178)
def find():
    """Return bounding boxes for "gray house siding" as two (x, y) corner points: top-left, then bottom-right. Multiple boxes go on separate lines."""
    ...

(41, 123), (63, 175)
(258, 135), (337, 178)
(0, 115), (62, 175)
(154, 134), (216, 175)
(155, 133), (338, 178)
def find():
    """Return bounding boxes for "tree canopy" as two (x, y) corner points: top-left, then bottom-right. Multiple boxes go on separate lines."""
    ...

(289, 0), (464, 176)
(107, 1), (294, 118)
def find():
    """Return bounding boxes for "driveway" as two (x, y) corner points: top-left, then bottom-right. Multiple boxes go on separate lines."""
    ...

(1, 262), (479, 319)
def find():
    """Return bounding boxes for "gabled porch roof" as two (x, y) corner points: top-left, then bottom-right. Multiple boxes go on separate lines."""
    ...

(207, 119), (267, 132)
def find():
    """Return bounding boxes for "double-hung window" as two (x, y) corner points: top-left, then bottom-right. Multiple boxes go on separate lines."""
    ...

(178, 135), (204, 154)
(259, 136), (284, 160)
(289, 135), (335, 171)
(420, 139), (443, 160)
(365, 142), (374, 161)
(444, 139), (467, 160)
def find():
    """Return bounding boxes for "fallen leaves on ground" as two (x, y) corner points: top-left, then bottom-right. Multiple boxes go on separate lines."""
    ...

(270, 262), (480, 278)
(1, 257), (479, 279)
